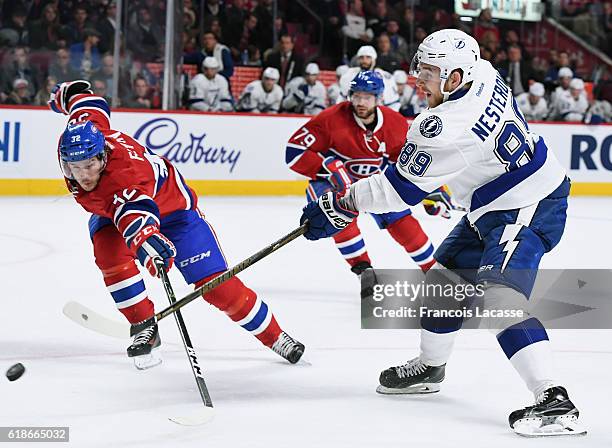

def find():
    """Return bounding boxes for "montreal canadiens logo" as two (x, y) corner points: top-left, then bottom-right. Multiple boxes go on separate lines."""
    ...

(345, 159), (383, 178)
(419, 115), (443, 138)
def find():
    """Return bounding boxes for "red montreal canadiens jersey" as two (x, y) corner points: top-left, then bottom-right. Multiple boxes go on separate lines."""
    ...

(59, 94), (197, 235)
(285, 102), (409, 180)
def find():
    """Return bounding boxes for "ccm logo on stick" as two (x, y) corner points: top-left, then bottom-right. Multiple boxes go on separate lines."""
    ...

(179, 251), (211, 267)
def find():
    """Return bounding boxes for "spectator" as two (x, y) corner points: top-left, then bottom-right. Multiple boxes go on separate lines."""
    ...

(91, 54), (130, 100)
(33, 76), (58, 106)
(550, 67), (575, 108)
(49, 48), (81, 84)
(393, 69), (416, 117)
(65, 6), (94, 45)
(254, 0), (274, 52)
(123, 75), (153, 109)
(552, 78), (589, 121)
(203, 0), (226, 28)
(128, 7), (164, 62)
(328, 64), (349, 105)
(97, 1), (118, 54)
(312, 0), (344, 61)
(0, 46), (40, 100)
(499, 44), (534, 96)
(0, 5), (29, 47)
(545, 51), (573, 83)
(236, 14), (262, 63)
(502, 30), (530, 61)
(188, 57), (233, 112)
(406, 26), (427, 60)
(28, 4), (65, 50)
(92, 77), (112, 104)
(265, 34), (304, 89)
(245, 45), (262, 67)
(4, 78), (33, 105)
(385, 20), (409, 63)
(376, 33), (402, 73)
(342, 0), (374, 57)
(516, 82), (548, 121)
(70, 28), (102, 79)
(236, 67), (283, 113)
(225, 0), (248, 51)
(208, 18), (224, 43)
(185, 31), (234, 80)
(282, 62), (327, 115)
(367, 1), (391, 37)
(473, 8), (500, 44)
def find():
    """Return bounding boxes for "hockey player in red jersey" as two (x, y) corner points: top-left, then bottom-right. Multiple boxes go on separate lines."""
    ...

(286, 71), (446, 295)
(49, 80), (304, 369)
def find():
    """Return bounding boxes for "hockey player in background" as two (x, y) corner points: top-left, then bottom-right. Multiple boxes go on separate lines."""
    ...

(338, 45), (400, 111)
(286, 71), (450, 297)
(49, 80), (304, 370)
(516, 82), (548, 121)
(282, 63), (327, 115)
(188, 57), (234, 112)
(551, 78), (589, 122)
(237, 67), (283, 113)
(327, 64), (348, 106)
(300, 29), (585, 436)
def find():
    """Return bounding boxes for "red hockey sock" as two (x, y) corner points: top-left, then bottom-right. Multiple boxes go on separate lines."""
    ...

(333, 220), (371, 268)
(387, 215), (436, 272)
(196, 274), (282, 347)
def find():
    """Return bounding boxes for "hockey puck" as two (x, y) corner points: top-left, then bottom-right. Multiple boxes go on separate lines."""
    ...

(6, 363), (25, 381)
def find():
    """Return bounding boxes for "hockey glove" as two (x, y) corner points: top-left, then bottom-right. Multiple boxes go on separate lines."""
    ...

(131, 225), (176, 277)
(300, 191), (358, 240)
(423, 186), (453, 219)
(322, 156), (352, 193)
(48, 80), (93, 115)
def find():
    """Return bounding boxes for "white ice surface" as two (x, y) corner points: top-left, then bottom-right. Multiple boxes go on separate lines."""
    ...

(0, 195), (610, 447)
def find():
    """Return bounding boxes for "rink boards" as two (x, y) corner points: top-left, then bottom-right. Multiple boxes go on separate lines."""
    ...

(0, 105), (610, 196)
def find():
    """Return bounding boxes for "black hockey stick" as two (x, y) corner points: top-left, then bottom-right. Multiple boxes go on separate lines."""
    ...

(131, 223), (308, 336)
(155, 259), (214, 425)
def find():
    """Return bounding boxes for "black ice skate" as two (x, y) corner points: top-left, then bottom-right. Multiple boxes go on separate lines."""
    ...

(351, 262), (378, 299)
(271, 332), (305, 364)
(127, 324), (162, 370)
(509, 386), (586, 437)
(377, 357), (445, 394)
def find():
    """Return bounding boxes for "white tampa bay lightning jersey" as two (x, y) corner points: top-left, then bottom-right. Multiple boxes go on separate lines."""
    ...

(339, 67), (400, 111)
(515, 92), (548, 121)
(189, 73), (233, 112)
(237, 80), (283, 113)
(348, 59), (567, 223)
(327, 82), (342, 105)
(282, 77), (327, 115)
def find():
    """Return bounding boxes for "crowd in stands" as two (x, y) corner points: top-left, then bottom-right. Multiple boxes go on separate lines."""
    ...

(0, 0), (610, 122)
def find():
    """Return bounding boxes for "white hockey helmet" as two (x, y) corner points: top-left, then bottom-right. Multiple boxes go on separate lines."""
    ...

(393, 70), (408, 84)
(558, 67), (573, 79)
(202, 56), (220, 69)
(336, 64), (349, 78)
(529, 82), (545, 97)
(569, 78), (584, 91)
(409, 28), (479, 100)
(357, 45), (377, 61)
(262, 67), (280, 81)
(305, 62), (320, 75)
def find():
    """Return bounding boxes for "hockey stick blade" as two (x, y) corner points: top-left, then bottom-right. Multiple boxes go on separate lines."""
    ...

(169, 406), (215, 426)
(63, 301), (131, 339)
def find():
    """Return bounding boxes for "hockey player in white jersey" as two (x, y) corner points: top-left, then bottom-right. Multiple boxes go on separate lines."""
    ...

(237, 67), (283, 113)
(551, 78), (589, 122)
(327, 64), (348, 105)
(188, 57), (234, 112)
(516, 82), (548, 121)
(300, 29), (585, 437)
(282, 63), (327, 115)
(393, 70), (414, 115)
(339, 46), (400, 111)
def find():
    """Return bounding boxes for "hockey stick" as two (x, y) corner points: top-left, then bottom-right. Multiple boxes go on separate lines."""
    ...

(63, 223), (308, 339)
(155, 260), (215, 426)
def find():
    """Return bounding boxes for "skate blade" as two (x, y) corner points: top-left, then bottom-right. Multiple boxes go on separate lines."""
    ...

(169, 406), (215, 426)
(376, 383), (441, 395)
(134, 348), (163, 371)
(513, 416), (587, 437)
